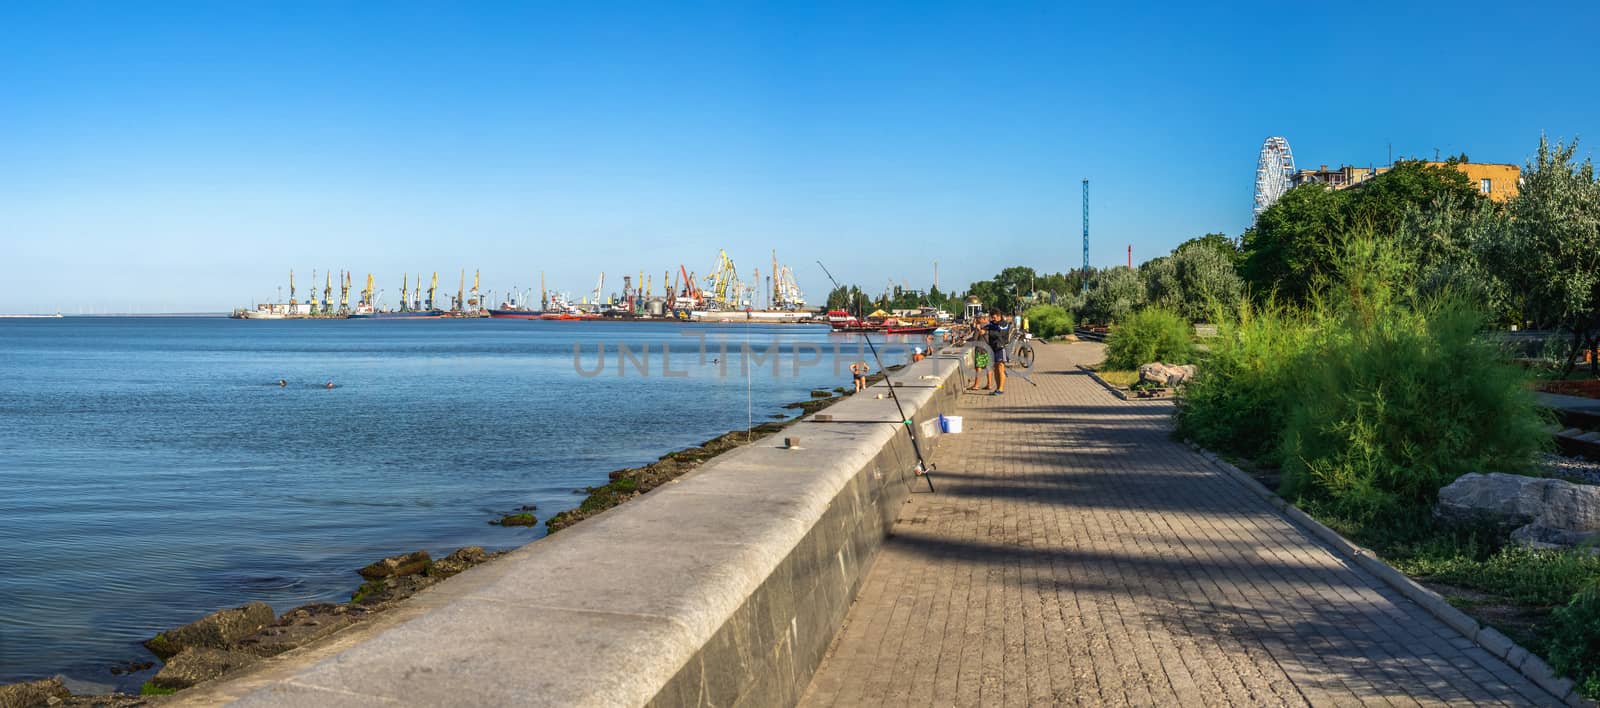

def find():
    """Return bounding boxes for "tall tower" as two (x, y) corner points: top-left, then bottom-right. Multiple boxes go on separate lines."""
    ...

(1081, 179), (1090, 292)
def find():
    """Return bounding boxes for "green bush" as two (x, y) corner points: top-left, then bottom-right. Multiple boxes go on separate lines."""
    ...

(1551, 583), (1600, 700)
(1024, 304), (1073, 338)
(1176, 298), (1311, 465)
(1102, 307), (1193, 370)
(1278, 237), (1549, 519)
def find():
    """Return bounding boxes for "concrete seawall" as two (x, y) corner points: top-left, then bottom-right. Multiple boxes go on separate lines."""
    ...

(179, 351), (969, 707)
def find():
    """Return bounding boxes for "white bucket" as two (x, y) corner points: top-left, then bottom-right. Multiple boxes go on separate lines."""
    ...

(940, 415), (963, 434)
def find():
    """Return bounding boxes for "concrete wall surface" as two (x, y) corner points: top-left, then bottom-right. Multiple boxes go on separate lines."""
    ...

(177, 350), (968, 707)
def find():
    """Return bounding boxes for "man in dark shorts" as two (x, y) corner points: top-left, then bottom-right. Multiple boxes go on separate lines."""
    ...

(983, 312), (1011, 394)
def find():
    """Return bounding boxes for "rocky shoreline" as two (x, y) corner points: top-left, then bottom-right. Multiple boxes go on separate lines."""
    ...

(0, 382), (879, 707)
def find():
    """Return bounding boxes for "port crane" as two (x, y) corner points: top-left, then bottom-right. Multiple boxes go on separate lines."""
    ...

(399, 274), (410, 312)
(426, 272), (438, 311)
(338, 271), (351, 315)
(322, 271), (333, 315)
(703, 250), (741, 310)
(309, 269), (320, 312)
(288, 270), (297, 306)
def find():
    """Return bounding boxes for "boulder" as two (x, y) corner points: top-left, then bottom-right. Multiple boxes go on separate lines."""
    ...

(234, 603), (358, 658)
(144, 602), (275, 660)
(1436, 472), (1600, 549)
(148, 648), (259, 690)
(427, 546), (489, 577)
(356, 550), (432, 580)
(0, 677), (70, 708)
(1138, 362), (1197, 387)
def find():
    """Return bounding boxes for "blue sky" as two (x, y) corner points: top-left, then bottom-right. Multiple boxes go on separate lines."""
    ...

(2, 1), (1596, 312)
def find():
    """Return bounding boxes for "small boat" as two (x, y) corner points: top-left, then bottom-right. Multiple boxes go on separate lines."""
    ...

(885, 325), (937, 335)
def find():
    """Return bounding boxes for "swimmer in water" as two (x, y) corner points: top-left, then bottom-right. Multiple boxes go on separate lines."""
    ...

(278, 380), (287, 387)
(325, 381), (334, 389)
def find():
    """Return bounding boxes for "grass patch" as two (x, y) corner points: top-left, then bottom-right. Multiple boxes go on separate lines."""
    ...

(140, 682), (178, 696)
(1093, 369), (1139, 387)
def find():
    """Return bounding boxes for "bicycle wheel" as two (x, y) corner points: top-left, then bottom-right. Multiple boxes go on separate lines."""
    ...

(1014, 342), (1035, 369)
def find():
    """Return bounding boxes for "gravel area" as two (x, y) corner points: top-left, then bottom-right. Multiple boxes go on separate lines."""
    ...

(1544, 452), (1600, 484)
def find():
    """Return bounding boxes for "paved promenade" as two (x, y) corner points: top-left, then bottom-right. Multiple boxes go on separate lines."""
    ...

(800, 342), (1558, 707)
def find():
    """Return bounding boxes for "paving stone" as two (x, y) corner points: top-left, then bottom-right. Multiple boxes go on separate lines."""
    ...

(799, 342), (1561, 707)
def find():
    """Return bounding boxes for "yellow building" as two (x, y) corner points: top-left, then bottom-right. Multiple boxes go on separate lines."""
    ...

(1427, 161), (1520, 202)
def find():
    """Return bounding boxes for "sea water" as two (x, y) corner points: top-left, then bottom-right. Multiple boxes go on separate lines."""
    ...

(0, 317), (911, 690)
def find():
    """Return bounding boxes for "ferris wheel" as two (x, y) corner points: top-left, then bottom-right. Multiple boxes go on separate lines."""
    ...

(1253, 136), (1295, 221)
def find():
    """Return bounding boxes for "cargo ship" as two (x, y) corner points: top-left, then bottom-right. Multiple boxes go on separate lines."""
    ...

(347, 309), (443, 319)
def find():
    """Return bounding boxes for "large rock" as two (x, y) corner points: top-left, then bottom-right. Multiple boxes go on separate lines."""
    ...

(1436, 472), (1600, 549)
(1138, 362), (1197, 387)
(234, 603), (359, 658)
(357, 550), (431, 580)
(0, 677), (70, 708)
(144, 602), (275, 660)
(427, 546), (489, 577)
(148, 648), (259, 690)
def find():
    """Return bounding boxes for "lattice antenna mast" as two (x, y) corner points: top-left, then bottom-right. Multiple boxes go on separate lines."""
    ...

(1081, 178), (1090, 293)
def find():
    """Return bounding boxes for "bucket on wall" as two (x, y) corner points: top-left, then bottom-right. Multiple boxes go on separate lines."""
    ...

(939, 415), (963, 434)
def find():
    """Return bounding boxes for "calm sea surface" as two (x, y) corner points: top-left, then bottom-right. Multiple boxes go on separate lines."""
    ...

(0, 317), (908, 690)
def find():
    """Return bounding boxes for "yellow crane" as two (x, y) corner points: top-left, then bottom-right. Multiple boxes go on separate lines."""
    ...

(458, 269), (466, 312)
(288, 269), (297, 306)
(400, 273), (410, 312)
(362, 274), (374, 308)
(703, 250), (740, 309)
(323, 271), (333, 315)
(413, 273), (422, 311)
(308, 269), (319, 311)
(471, 270), (480, 308)
(427, 272), (438, 311)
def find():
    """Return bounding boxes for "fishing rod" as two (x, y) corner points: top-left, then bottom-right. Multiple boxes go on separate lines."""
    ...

(817, 261), (935, 493)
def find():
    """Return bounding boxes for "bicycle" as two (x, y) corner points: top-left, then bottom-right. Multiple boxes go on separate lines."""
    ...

(1006, 325), (1037, 370)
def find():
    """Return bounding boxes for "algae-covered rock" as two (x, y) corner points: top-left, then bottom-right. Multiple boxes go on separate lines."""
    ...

(427, 547), (489, 578)
(234, 603), (359, 658)
(493, 513), (537, 527)
(356, 550), (431, 580)
(0, 676), (70, 707)
(144, 602), (274, 660)
(149, 648), (259, 690)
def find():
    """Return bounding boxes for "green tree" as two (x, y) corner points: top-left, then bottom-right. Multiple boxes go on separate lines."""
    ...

(1346, 160), (1481, 237)
(1241, 184), (1350, 302)
(1241, 161), (1487, 304)
(1142, 256), (1180, 313)
(1171, 241), (1243, 322)
(1083, 267), (1145, 324)
(1490, 136), (1600, 375)
(1175, 232), (1243, 269)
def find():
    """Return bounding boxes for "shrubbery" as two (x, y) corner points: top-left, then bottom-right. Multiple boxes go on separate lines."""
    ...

(1024, 304), (1073, 338)
(1102, 307), (1193, 370)
(1175, 299), (1310, 465)
(1180, 236), (1548, 518)
(1551, 582), (1600, 699)
(1280, 297), (1548, 517)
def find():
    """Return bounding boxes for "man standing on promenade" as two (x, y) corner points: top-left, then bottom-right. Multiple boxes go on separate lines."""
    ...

(983, 311), (1010, 395)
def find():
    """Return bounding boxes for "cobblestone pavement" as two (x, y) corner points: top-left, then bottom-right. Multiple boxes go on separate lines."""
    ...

(800, 342), (1559, 707)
